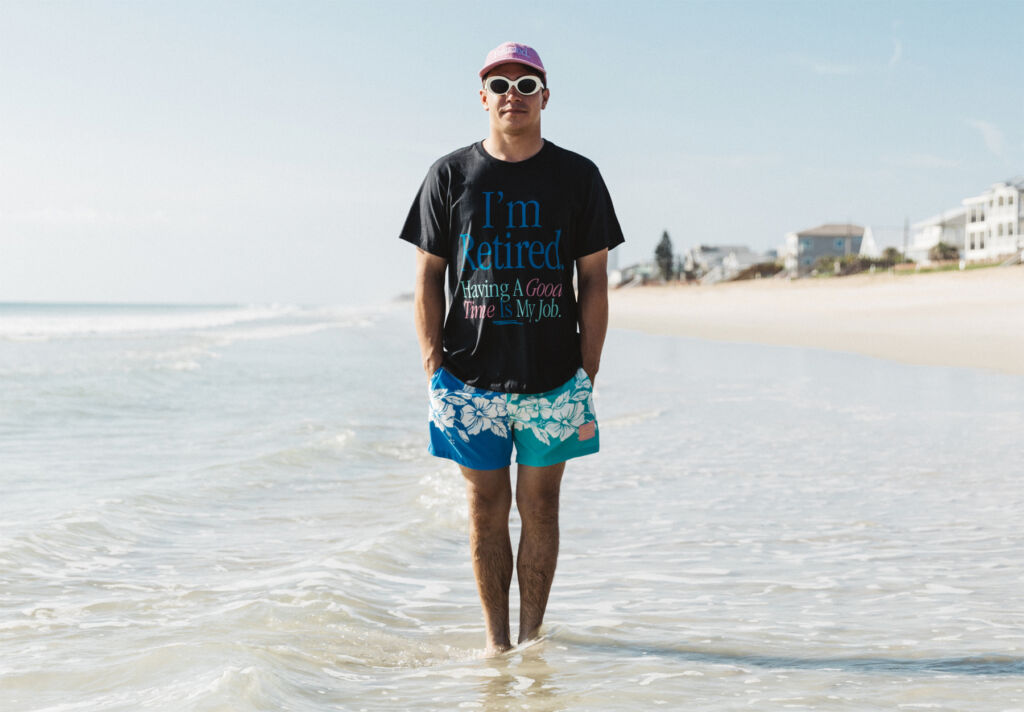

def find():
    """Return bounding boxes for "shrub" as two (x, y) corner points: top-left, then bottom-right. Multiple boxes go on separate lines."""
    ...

(929, 241), (960, 262)
(732, 262), (784, 281)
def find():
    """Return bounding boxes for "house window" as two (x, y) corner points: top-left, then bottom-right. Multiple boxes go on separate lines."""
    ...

(980, 234), (985, 249)
(800, 239), (811, 250)
(969, 234), (975, 249)
(999, 196), (1004, 206)
(834, 238), (845, 249)
(1010, 194), (1015, 204)
(998, 224), (1003, 236)
(1010, 223), (1015, 235)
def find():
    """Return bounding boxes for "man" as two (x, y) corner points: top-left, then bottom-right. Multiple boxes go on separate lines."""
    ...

(399, 42), (624, 656)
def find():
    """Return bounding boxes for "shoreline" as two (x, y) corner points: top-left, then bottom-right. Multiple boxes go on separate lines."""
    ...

(608, 266), (1024, 375)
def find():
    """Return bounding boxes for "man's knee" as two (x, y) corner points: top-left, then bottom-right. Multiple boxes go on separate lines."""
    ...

(515, 469), (562, 524)
(462, 467), (512, 520)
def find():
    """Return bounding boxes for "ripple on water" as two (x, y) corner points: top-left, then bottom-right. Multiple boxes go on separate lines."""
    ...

(3, 313), (1024, 711)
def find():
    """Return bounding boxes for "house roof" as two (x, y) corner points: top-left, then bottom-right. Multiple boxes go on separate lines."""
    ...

(692, 244), (753, 254)
(795, 223), (865, 238)
(965, 177), (1024, 204)
(912, 206), (967, 230)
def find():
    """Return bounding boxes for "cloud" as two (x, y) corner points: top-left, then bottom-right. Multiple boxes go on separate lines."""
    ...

(966, 119), (1006, 156)
(789, 38), (905, 78)
(888, 39), (903, 67)
(883, 153), (960, 169)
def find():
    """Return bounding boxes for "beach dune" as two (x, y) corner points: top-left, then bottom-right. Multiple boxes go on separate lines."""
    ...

(609, 266), (1024, 375)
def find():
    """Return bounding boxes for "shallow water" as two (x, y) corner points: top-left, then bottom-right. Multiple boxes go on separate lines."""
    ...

(2, 302), (1022, 710)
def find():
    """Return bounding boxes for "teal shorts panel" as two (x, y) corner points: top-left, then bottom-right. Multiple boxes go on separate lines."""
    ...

(427, 367), (599, 470)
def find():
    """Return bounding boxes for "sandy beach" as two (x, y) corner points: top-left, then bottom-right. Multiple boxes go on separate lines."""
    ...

(610, 265), (1024, 375)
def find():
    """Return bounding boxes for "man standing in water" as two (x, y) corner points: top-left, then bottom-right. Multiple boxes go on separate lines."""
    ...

(399, 42), (624, 655)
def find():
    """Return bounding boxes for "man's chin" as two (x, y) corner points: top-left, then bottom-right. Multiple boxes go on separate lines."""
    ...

(496, 119), (536, 134)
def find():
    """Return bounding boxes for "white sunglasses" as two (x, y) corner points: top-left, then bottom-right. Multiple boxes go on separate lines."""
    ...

(483, 75), (545, 96)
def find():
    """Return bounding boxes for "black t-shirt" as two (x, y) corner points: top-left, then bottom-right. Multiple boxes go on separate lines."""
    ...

(399, 140), (624, 393)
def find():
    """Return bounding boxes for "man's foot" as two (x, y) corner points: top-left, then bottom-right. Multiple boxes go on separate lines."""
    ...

(517, 628), (541, 646)
(483, 641), (513, 658)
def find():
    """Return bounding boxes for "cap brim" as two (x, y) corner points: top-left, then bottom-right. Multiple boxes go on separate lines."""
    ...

(479, 59), (546, 80)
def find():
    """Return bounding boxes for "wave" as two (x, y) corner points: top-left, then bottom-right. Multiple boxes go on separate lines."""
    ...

(0, 303), (301, 340)
(0, 303), (390, 346)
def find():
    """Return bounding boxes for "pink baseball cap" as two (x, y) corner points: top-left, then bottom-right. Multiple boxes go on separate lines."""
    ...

(479, 42), (546, 82)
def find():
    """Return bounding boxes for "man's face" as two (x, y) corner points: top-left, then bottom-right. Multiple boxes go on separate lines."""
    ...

(479, 62), (549, 135)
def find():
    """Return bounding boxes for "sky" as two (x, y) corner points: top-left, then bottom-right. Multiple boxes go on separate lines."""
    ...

(1, 0), (1022, 305)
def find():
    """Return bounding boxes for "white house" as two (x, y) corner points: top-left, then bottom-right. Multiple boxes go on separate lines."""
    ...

(683, 245), (769, 284)
(908, 207), (967, 264)
(962, 177), (1024, 263)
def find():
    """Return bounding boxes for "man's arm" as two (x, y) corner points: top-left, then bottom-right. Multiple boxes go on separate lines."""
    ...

(414, 248), (448, 377)
(576, 248), (609, 385)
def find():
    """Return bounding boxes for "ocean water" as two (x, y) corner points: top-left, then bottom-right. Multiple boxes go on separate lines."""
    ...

(1, 301), (1023, 711)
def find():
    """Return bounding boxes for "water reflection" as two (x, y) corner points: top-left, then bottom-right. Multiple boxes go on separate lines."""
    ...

(478, 643), (565, 711)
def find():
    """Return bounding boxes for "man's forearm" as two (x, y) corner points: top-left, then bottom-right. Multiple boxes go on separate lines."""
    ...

(414, 253), (447, 376)
(577, 268), (608, 383)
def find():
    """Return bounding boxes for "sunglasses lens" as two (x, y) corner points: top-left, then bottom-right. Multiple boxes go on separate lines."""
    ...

(488, 78), (510, 94)
(517, 78), (538, 94)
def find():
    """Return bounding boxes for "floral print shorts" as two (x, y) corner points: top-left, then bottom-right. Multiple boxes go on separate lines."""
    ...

(427, 367), (599, 470)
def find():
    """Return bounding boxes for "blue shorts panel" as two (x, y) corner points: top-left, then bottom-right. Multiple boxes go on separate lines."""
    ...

(426, 367), (599, 470)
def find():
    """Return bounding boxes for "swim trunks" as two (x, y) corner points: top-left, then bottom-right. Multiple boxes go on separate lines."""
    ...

(427, 366), (599, 470)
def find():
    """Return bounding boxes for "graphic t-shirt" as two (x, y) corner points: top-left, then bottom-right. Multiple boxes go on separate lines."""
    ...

(399, 140), (624, 394)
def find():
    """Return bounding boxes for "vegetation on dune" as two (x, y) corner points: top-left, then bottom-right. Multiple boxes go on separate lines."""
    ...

(813, 248), (913, 277)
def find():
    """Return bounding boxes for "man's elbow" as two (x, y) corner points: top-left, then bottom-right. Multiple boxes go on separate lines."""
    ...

(415, 250), (447, 286)
(579, 269), (608, 297)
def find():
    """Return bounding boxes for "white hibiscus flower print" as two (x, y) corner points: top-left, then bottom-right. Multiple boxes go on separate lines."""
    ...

(536, 395), (557, 420)
(429, 395), (456, 430)
(509, 395), (551, 444)
(507, 397), (540, 425)
(544, 400), (585, 441)
(571, 372), (592, 402)
(460, 396), (509, 439)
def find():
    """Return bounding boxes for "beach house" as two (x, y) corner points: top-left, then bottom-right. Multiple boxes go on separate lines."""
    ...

(962, 177), (1024, 263)
(908, 208), (967, 264)
(683, 245), (769, 284)
(783, 223), (865, 275)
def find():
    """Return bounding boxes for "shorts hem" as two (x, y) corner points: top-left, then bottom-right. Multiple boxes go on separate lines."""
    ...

(428, 444), (511, 471)
(515, 440), (600, 468)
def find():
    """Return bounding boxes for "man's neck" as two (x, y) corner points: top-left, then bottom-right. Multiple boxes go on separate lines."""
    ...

(482, 133), (544, 163)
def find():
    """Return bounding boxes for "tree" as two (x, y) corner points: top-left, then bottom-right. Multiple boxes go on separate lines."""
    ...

(929, 241), (959, 262)
(881, 247), (903, 266)
(654, 230), (674, 281)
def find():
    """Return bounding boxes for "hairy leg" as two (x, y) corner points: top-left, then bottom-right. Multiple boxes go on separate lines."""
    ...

(515, 461), (565, 644)
(460, 465), (513, 655)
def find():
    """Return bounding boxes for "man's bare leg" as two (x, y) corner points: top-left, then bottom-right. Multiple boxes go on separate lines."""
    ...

(460, 465), (513, 655)
(515, 461), (565, 644)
